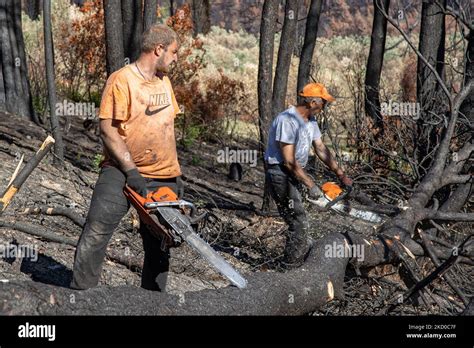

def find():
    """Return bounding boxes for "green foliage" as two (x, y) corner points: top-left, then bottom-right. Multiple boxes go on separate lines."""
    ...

(92, 153), (104, 173)
(178, 121), (202, 148)
(31, 95), (46, 117)
(191, 155), (202, 166)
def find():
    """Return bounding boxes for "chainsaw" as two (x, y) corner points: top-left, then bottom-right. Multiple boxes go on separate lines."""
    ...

(123, 185), (248, 289)
(307, 182), (382, 223)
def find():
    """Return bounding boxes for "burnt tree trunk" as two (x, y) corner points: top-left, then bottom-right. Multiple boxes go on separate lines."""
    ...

(365, 0), (390, 131)
(170, 0), (174, 16)
(143, 0), (158, 32)
(441, 29), (474, 211)
(121, 0), (143, 63)
(191, 0), (210, 36)
(24, 0), (40, 20)
(416, 0), (447, 174)
(460, 28), (473, 124)
(272, 0), (299, 116)
(43, 0), (64, 161)
(258, 0), (278, 212)
(104, 0), (125, 75)
(296, 0), (323, 99)
(0, 0), (36, 122)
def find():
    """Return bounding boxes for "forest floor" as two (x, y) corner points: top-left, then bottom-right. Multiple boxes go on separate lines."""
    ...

(0, 112), (472, 315)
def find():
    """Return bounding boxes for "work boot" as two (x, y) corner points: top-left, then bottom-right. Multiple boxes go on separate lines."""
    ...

(280, 236), (314, 270)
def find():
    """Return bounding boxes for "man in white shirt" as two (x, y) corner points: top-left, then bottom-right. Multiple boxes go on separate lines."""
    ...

(264, 83), (353, 268)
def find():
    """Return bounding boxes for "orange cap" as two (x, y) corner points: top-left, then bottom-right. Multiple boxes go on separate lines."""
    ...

(299, 83), (336, 102)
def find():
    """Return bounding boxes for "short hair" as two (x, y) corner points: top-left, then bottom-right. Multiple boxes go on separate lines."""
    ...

(141, 24), (178, 53)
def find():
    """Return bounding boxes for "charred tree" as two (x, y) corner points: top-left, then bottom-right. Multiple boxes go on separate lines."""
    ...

(257, 0), (279, 154)
(121, 0), (143, 63)
(191, 0), (210, 36)
(143, 0), (158, 32)
(0, 0), (37, 122)
(272, 0), (300, 116)
(103, 0), (125, 75)
(0, 232), (384, 315)
(416, 0), (447, 174)
(24, 0), (40, 20)
(170, 0), (175, 16)
(460, 27), (473, 123)
(257, 0), (278, 154)
(43, 0), (64, 161)
(365, 0), (390, 131)
(442, 27), (474, 213)
(296, 0), (323, 99)
(257, 0), (278, 212)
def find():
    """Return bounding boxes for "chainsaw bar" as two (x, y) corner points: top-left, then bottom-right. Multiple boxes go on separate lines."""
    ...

(308, 195), (382, 223)
(155, 206), (248, 289)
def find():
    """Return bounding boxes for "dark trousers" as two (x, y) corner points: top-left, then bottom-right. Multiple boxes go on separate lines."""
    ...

(70, 166), (178, 291)
(265, 164), (311, 264)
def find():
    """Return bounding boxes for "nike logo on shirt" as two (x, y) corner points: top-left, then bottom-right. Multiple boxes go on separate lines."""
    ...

(145, 104), (171, 116)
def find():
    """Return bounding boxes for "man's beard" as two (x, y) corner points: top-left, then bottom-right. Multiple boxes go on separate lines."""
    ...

(155, 55), (169, 73)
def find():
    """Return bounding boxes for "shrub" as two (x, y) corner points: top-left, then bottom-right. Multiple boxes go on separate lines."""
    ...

(56, 0), (106, 104)
(23, 0), (106, 123)
(168, 5), (248, 144)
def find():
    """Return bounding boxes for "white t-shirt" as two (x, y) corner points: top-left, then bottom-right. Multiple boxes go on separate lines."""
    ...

(264, 106), (322, 168)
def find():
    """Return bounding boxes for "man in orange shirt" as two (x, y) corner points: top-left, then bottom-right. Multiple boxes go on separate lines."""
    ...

(71, 24), (182, 291)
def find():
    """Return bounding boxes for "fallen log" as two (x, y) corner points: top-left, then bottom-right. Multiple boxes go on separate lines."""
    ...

(0, 220), (143, 273)
(0, 216), (468, 315)
(0, 229), (409, 315)
(0, 220), (76, 245)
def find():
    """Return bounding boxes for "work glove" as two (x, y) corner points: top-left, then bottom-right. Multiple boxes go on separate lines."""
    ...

(308, 185), (323, 199)
(126, 168), (148, 197)
(176, 176), (184, 199)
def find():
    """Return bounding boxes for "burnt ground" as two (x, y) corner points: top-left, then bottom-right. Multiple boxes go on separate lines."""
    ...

(0, 112), (472, 315)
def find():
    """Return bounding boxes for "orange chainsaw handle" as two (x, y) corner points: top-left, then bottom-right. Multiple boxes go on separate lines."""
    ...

(124, 185), (179, 205)
(123, 185), (178, 246)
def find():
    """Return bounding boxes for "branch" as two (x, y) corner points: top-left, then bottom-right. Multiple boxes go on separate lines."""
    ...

(442, 174), (472, 186)
(421, 210), (474, 222)
(410, 80), (474, 205)
(0, 220), (77, 245)
(20, 205), (86, 227)
(418, 228), (469, 306)
(0, 136), (55, 214)
(0, 220), (143, 272)
(437, 0), (474, 31)
(438, 140), (473, 187)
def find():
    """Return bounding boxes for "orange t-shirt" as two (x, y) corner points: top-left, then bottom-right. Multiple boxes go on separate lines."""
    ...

(99, 65), (181, 179)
